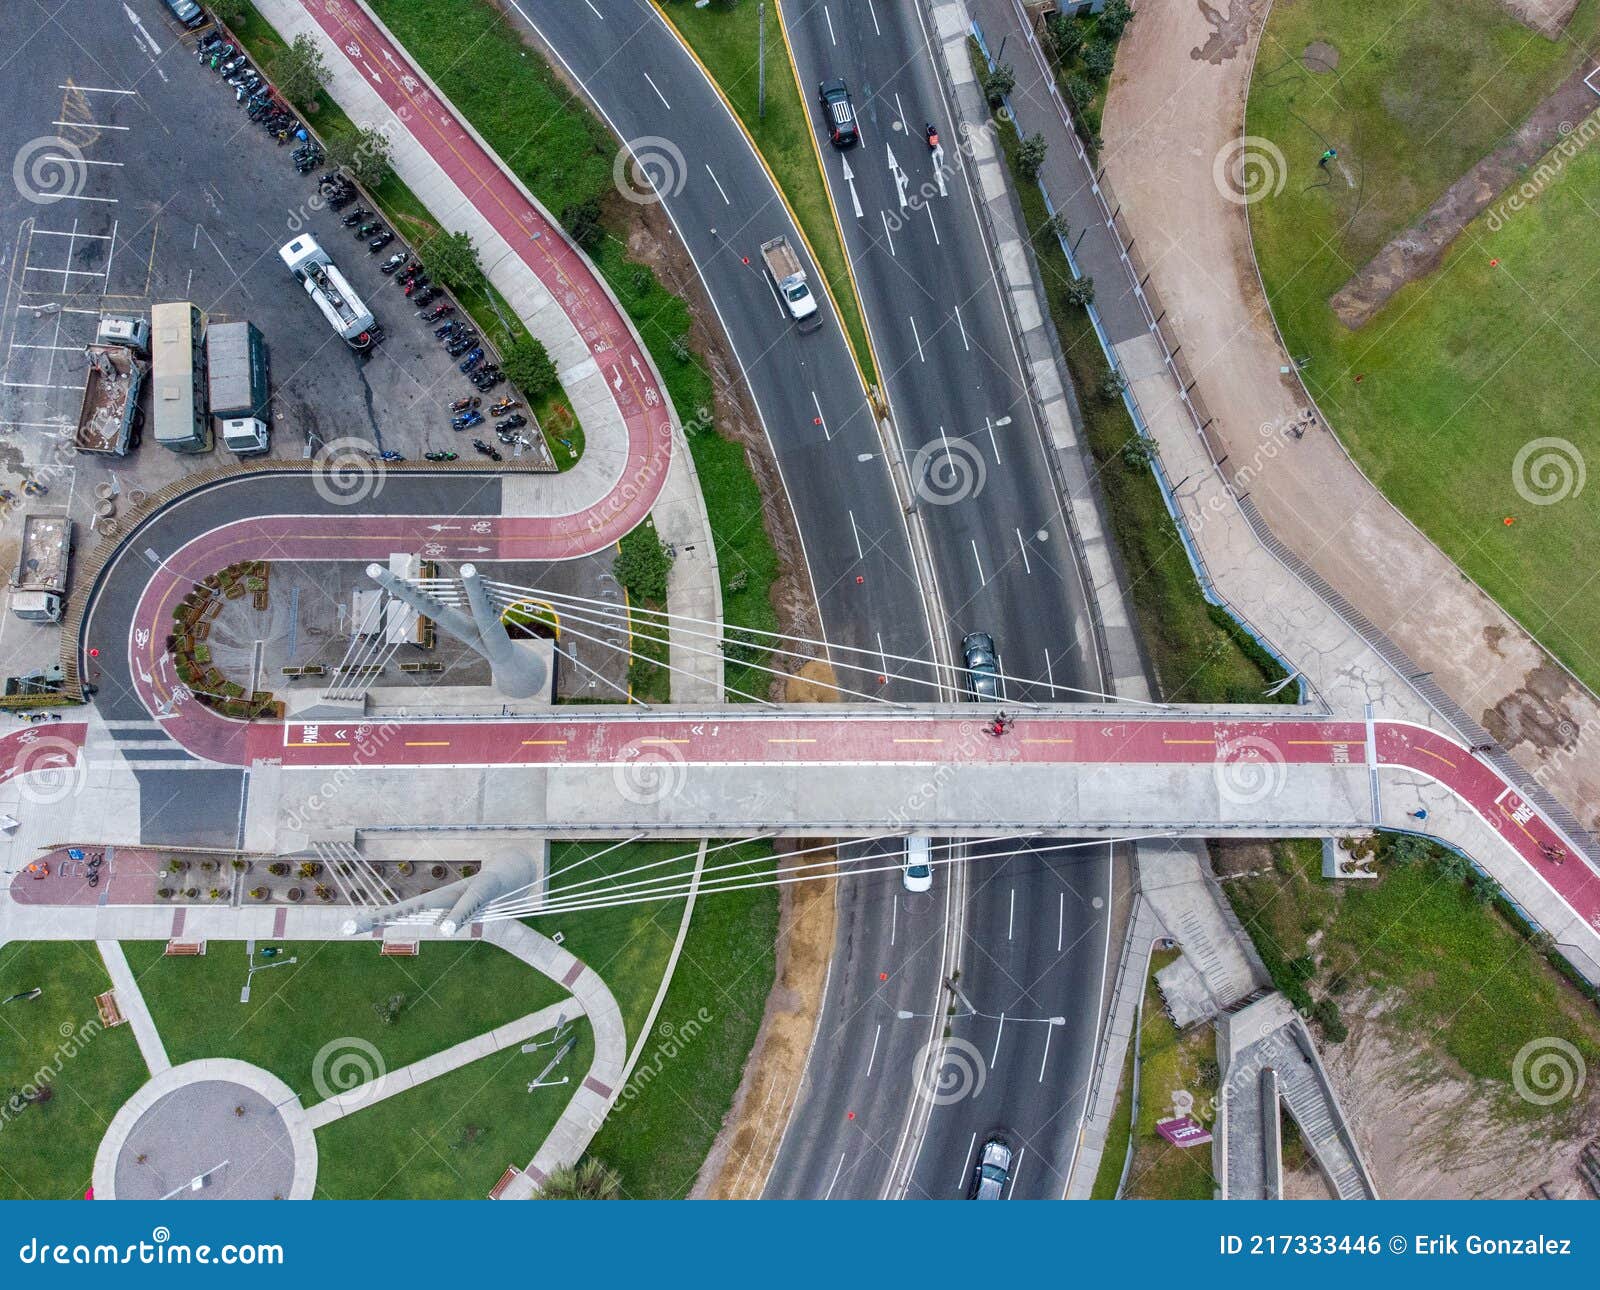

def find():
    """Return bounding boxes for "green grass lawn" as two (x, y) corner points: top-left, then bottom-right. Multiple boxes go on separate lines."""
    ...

(121, 940), (565, 1105)
(1119, 949), (1217, 1200)
(1222, 835), (1600, 1123)
(1247, 0), (1600, 687)
(585, 841), (777, 1198)
(315, 1018), (593, 1198)
(654, 0), (876, 383)
(0, 944), (148, 1200)
(979, 42), (1288, 703)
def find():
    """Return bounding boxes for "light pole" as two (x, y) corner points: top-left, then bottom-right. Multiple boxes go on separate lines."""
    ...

(159, 1159), (229, 1199)
(240, 941), (297, 1004)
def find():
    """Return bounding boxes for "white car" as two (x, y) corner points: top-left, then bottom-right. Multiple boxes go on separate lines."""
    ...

(901, 835), (934, 893)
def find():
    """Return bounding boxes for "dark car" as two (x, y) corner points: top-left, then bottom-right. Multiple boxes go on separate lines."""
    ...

(962, 631), (1000, 701)
(818, 78), (859, 148)
(163, 0), (207, 28)
(969, 1135), (1013, 1199)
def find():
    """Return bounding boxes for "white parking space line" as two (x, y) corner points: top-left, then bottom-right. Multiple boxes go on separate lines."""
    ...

(28, 229), (111, 238)
(704, 163), (730, 205)
(42, 193), (117, 204)
(52, 120), (129, 130)
(58, 85), (135, 95)
(866, 1023), (882, 1077)
(642, 72), (671, 109)
(2, 382), (81, 391)
(10, 342), (90, 351)
(23, 266), (105, 279)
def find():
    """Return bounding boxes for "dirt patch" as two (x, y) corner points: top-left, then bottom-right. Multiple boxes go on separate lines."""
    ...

(1331, 72), (1600, 328)
(1319, 991), (1598, 1198)
(1189, 0), (1264, 64)
(1500, 0), (1582, 37)
(1302, 40), (1338, 72)
(1482, 657), (1585, 759)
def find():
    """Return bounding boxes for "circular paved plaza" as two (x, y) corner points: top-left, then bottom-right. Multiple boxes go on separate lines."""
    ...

(94, 1060), (317, 1200)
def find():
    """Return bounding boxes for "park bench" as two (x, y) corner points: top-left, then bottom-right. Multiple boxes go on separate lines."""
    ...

(94, 991), (127, 1029)
(379, 941), (419, 957)
(163, 940), (206, 956)
(487, 1166), (522, 1200)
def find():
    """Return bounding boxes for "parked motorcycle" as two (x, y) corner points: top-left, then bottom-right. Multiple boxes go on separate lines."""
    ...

(489, 398), (521, 416)
(378, 450), (405, 463)
(379, 251), (408, 275)
(496, 414), (527, 433)
(472, 439), (503, 462)
(449, 396), (480, 413)
(368, 231), (394, 253)
(471, 372), (504, 391)
(355, 221), (381, 239)
(411, 287), (437, 307)
(423, 450), (459, 462)
(402, 275), (429, 296)
(422, 302), (456, 322)
(451, 410), (484, 430)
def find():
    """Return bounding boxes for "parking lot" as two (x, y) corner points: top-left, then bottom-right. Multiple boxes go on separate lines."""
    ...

(0, 0), (542, 677)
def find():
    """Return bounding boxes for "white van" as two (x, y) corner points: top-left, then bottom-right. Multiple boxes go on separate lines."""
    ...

(901, 836), (933, 892)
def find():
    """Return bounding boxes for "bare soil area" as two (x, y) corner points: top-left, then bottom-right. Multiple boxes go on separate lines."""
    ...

(1501, 0), (1583, 37)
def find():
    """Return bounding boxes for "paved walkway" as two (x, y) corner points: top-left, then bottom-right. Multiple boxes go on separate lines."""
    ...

(252, 0), (721, 702)
(305, 999), (573, 1128)
(96, 940), (169, 1076)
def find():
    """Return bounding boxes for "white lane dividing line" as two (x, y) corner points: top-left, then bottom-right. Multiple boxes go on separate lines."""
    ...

(893, 91), (908, 135)
(991, 1013), (1005, 1065)
(876, 631), (889, 683)
(57, 158), (124, 167)
(890, 887), (898, 946)
(824, 4), (837, 44)
(1016, 528), (1032, 574)
(925, 202), (940, 245)
(704, 163), (730, 205)
(971, 540), (987, 587)
(1009, 1147), (1026, 1197)
(985, 414), (1001, 464)
(909, 315), (925, 362)
(1044, 650), (1056, 695)
(866, 1023), (882, 1078)
(848, 510), (865, 560)
(868, 0), (883, 36)
(879, 209), (897, 256)
(38, 193), (117, 204)
(954, 303), (969, 351)
(52, 120), (129, 131)
(1057, 891), (1064, 953)
(824, 1150), (848, 1200)
(643, 72), (671, 109)
(1039, 1019), (1054, 1082)
(584, 0), (604, 16)
(2, 382), (81, 391)
(811, 390), (831, 441)
(58, 84), (135, 94)
(958, 1132), (977, 1194)
(1008, 887), (1016, 939)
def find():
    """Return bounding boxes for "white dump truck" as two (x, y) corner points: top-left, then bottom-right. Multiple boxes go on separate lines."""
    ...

(760, 235), (820, 328)
(10, 513), (73, 623)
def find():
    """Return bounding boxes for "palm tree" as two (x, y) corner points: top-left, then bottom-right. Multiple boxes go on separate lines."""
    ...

(535, 1158), (621, 1200)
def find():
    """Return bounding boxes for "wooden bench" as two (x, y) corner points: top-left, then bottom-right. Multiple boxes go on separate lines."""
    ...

(487, 1166), (522, 1200)
(94, 990), (127, 1029)
(379, 941), (419, 957)
(163, 940), (207, 957)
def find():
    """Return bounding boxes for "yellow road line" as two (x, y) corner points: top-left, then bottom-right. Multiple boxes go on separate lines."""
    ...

(1162, 738), (1215, 745)
(638, 737), (689, 745)
(1022, 738), (1074, 744)
(1414, 746), (1457, 768)
(405, 741), (450, 747)
(1286, 739), (1350, 746)
(893, 738), (942, 744)
(521, 739), (568, 746)
(768, 738), (818, 744)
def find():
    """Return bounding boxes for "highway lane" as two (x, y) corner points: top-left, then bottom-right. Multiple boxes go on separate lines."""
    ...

(782, 1), (1112, 1197)
(499, 0), (956, 1201)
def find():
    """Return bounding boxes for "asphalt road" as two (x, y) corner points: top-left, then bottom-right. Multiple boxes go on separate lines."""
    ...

(781, 0), (1110, 1198)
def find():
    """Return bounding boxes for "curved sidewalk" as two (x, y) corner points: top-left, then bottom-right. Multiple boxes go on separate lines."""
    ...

(254, 0), (720, 701)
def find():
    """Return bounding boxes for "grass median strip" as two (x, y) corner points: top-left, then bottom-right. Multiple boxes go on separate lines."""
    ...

(652, 0), (877, 385)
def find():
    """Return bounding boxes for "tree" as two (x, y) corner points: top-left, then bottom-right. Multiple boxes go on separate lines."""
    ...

(1064, 275), (1095, 309)
(1082, 39), (1116, 81)
(981, 63), (1015, 107)
(327, 125), (393, 189)
(1047, 14), (1084, 61)
(1065, 74), (1096, 111)
(1045, 209), (1072, 245)
(420, 230), (485, 296)
(1016, 133), (1048, 181)
(1098, 0), (1135, 40)
(614, 526), (673, 604)
(535, 1158), (622, 1200)
(501, 337), (559, 402)
(561, 199), (605, 253)
(279, 33), (331, 110)
(209, 0), (249, 23)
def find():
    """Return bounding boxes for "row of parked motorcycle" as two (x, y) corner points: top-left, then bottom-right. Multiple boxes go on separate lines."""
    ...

(198, 32), (308, 148)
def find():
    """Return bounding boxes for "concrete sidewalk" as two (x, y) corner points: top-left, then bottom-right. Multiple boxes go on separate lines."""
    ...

(254, 0), (721, 702)
(97, 940), (170, 1076)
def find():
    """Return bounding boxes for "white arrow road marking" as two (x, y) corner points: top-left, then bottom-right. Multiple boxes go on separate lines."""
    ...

(841, 156), (864, 219)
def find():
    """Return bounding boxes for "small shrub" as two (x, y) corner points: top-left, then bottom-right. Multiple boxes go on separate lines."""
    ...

(615, 526), (673, 604)
(1064, 276), (1096, 309)
(1312, 996), (1348, 1043)
(982, 62), (1015, 106)
(268, 862), (290, 877)
(561, 198), (605, 253)
(1016, 133), (1049, 181)
(1082, 39), (1116, 80)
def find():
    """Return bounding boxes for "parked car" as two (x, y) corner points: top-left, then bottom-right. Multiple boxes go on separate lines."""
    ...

(902, 835), (934, 893)
(817, 78), (859, 148)
(162, 0), (207, 28)
(969, 1135), (1013, 1199)
(962, 631), (1001, 701)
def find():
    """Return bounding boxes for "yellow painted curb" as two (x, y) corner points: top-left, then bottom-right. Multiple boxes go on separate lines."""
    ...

(650, 0), (882, 394)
